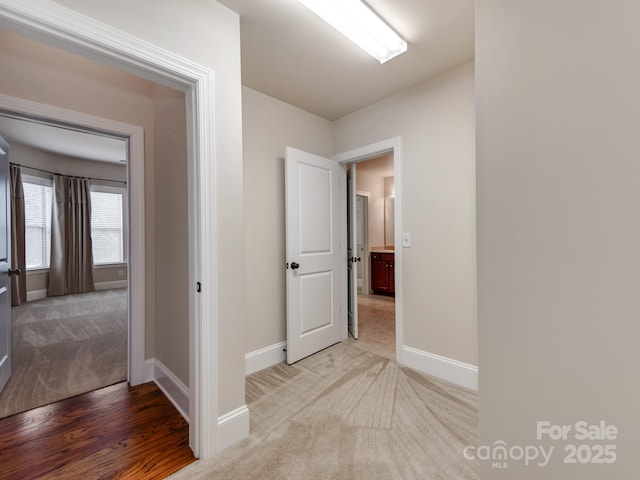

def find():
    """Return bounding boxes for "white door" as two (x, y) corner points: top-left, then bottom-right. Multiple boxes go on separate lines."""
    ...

(347, 165), (358, 339)
(0, 135), (11, 394)
(285, 147), (345, 364)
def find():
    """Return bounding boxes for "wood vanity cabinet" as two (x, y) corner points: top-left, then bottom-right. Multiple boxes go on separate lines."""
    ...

(370, 252), (395, 295)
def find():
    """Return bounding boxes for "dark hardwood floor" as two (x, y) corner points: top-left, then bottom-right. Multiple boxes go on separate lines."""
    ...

(0, 382), (195, 479)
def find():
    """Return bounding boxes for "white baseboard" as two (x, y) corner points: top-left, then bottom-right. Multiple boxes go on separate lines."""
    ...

(25, 281), (127, 302)
(402, 345), (478, 391)
(217, 405), (250, 452)
(150, 358), (190, 422)
(95, 280), (128, 291)
(141, 358), (154, 384)
(148, 358), (250, 452)
(26, 289), (47, 302)
(245, 341), (287, 375)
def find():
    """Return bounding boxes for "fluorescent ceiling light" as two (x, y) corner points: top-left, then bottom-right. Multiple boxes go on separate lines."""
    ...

(297, 0), (407, 64)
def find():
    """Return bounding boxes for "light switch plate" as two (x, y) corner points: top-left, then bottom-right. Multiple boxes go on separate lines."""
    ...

(402, 233), (412, 247)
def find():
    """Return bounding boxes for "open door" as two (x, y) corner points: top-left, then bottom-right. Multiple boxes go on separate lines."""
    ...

(285, 147), (345, 364)
(347, 164), (358, 339)
(0, 135), (12, 394)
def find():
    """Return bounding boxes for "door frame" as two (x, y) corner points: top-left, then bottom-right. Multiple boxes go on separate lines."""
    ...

(0, 95), (143, 382)
(0, 1), (218, 458)
(0, 134), (10, 395)
(347, 164), (357, 340)
(333, 137), (404, 363)
(355, 192), (370, 295)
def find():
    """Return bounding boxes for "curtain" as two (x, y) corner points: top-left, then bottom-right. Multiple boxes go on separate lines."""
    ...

(48, 175), (95, 296)
(9, 165), (26, 306)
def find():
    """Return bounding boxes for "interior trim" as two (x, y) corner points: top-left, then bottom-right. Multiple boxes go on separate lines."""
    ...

(245, 341), (287, 375)
(151, 357), (190, 422)
(403, 345), (478, 391)
(333, 137), (404, 364)
(217, 405), (250, 453)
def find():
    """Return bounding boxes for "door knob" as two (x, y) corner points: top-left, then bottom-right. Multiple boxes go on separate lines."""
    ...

(290, 262), (300, 270)
(8, 268), (21, 276)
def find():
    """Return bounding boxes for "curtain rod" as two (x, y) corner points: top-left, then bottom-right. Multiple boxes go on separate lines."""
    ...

(10, 162), (127, 185)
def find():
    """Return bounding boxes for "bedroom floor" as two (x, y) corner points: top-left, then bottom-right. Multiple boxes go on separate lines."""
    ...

(0, 289), (127, 419)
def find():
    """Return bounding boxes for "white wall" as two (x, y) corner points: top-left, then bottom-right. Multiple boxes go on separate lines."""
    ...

(334, 62), (477, 366)
(477, 1), (639, 478)
(242, 87), (333, 353)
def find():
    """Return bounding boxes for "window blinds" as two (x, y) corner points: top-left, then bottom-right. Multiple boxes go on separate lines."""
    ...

(23, 179), (52, 270)
(90, 190), (124, 265)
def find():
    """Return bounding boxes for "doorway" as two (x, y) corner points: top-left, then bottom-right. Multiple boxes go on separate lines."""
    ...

(0, 112), (131, 418)
(347, 154), (396, 359)
(333, 137), (404, 364)
(0, 1), (223, 456)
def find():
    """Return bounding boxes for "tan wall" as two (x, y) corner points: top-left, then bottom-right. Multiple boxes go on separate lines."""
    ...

(12, 143), (127, 183)
(355, 155), (394, 250)
(355, 170), (385, 249)
(333, 63), (477, 366)
(242, 87), (333, 353)
(93, 265), (127, 284)
(477, 1), (638, 477)
(152, 84), (189, 385)
(25, 271), (47, 292)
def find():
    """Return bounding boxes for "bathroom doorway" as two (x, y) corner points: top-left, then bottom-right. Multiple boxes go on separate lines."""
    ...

(348, 153), (396, 360)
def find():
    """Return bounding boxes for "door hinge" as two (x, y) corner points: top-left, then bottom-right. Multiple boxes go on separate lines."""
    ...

(196, 282), (202, 293)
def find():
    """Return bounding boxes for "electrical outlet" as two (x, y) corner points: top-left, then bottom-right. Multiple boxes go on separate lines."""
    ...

(402, 233), (412, 248)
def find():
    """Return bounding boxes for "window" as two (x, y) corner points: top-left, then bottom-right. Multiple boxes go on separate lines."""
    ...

(91, 186), (126, 265)
(23, 176), (53, 270)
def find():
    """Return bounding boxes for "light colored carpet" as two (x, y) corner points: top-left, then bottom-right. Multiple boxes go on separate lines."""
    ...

(0, 289), (127, 418)
(348, 294), (396, 360)
(169, 342), (478, 480)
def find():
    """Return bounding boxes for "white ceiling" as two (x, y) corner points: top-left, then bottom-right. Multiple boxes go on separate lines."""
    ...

(0, 115), (127, 164)
(0, 1), (473, 159)
(218, 0), (474, 120)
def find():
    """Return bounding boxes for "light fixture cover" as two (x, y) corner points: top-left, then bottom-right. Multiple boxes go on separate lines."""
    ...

(298, 0), (407, 64)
